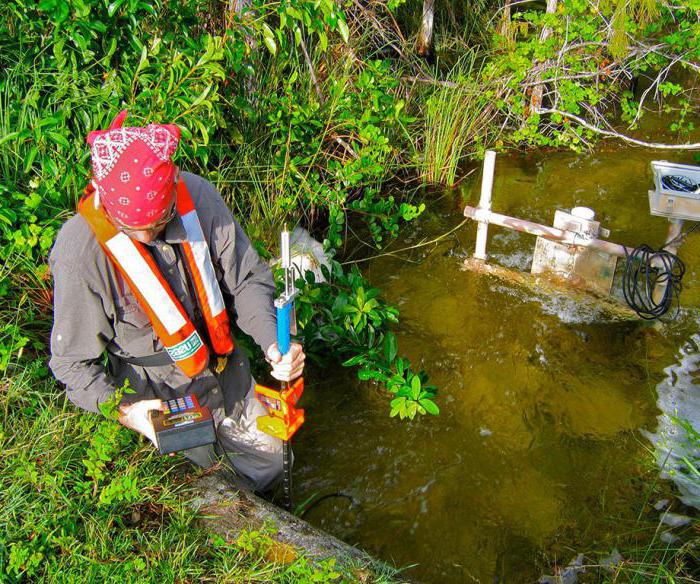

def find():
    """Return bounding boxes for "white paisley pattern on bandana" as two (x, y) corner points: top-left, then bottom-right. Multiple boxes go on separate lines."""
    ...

(90, 126), (179, 181)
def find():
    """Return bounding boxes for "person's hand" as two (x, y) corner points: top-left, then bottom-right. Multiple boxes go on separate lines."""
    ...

(117, 399), (162, 446)
(266, 342), (305, 381)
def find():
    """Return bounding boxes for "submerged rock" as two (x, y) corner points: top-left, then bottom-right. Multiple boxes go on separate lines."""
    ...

(599, 548), (623, 571)
(660, 530), (680, 545)
(643, 331), (700, 510)
(539, 553), (586, 584)
(653, 498), (670, 511)
(560, 554), (585, 584)
(660, 511), (693, 528)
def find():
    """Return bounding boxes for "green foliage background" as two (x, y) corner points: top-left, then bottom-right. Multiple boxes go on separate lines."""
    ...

(0, 0), (437, 416)
(0, 0), (698, 580)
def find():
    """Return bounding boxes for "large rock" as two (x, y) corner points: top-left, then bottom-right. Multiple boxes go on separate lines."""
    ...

(644, 332), (700, 509)
(190, 474), (404, 579)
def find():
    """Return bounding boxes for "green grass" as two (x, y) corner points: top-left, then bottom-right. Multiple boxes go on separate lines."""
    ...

(420, 52), (495, 186)
(0, 359), (399, 582)
(581, 432), (700, 584)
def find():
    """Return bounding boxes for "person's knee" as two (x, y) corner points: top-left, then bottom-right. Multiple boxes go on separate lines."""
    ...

(183, 444), (217, 469)
(250, 449), (284, 493)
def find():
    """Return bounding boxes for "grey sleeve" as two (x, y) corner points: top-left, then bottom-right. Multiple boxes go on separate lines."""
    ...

(48, 256), (118, 414)
(192, 176), (278, 353)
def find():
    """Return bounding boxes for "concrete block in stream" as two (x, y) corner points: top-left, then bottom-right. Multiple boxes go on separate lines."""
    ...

(190, 474), (406, 581)
(462, 258), (639, 321)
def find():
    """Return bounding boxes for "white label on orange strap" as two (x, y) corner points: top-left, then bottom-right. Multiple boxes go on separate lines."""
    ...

(105, 233), (186, 335)
(180, 210), (225, 316)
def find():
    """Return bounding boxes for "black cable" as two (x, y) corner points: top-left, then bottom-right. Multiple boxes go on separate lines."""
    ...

(622, 244), (685, 320)
(661, 174), (700, 194)
(216, 425), (352, 517)
(662, 222), (700, 250)
(299, 492), (356, 518)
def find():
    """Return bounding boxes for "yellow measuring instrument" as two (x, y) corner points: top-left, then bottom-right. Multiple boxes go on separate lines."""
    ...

(255, 226), (304, 511)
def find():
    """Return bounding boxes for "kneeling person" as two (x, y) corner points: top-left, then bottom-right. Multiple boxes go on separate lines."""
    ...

(49, 111), (304, 493)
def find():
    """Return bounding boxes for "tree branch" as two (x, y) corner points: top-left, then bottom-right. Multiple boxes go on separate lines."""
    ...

(536, 108), (700, 150)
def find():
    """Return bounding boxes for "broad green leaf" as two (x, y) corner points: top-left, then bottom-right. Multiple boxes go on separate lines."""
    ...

(383, 332), (397, 364)
(419, 399), (440, 416)
(338, 19), (349, 43)
(262, 23), (277, 56)
(0, 208), (17, 226)
(24, 146), (38, 174)
(286, 6), (302, 19)
(107, 0), (126, 17)
(342, 354), (365, 367)
(406, 401), (418, 419)
(410, 375), (421, 399)
(36, 117), (59, 129)
(193, 119), (210, 146)
(364, 298), (379, 312)
(365, 288), (380, 300)
(352, 311), (363, 328)
(190, 84), (212, 109)
(47, 132), (70, 149)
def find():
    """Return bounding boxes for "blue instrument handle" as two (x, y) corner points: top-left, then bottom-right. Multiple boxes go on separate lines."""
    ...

(276, 303), (292, 356)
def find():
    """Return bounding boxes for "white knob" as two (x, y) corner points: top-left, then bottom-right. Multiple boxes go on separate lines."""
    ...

(571, 206), (595, 220)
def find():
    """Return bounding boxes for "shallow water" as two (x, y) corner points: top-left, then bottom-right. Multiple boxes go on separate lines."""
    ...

(294, 148), (700, 582)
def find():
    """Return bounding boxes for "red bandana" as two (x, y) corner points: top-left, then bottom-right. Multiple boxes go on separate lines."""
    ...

(87, 110), (180, 228)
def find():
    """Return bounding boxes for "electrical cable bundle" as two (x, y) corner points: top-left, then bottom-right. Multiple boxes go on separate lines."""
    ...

(661, 174), (700, 194)
(622, 244), (685, 320)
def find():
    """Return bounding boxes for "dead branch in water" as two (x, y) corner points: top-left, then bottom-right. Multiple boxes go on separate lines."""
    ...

(536, 108), (700, 150)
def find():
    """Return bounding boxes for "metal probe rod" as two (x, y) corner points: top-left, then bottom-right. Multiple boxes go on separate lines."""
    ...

(276, 225), (296, 512)
(282, 395), (292, 512)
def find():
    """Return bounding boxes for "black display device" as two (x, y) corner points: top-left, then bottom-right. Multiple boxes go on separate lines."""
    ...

(150, 395), (215, 455)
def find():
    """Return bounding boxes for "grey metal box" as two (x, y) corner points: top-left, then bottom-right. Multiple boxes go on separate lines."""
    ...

(649, 161), (700, 221)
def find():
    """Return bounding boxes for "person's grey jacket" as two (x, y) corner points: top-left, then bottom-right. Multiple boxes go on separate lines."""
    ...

(49, 172), (277, 415)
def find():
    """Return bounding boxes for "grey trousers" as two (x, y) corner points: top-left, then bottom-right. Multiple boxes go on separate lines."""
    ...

(184, 380), (285, 493)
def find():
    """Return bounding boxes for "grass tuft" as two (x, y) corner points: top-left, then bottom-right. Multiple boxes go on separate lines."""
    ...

(420, 51), (497, 186)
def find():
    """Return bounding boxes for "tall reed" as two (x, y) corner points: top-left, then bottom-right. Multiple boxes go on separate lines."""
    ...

(420, 52), (495, 186)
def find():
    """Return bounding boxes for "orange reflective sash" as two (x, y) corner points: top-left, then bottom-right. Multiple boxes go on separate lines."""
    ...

(174, 181), (234, 356)
(78, 182), (233, 378)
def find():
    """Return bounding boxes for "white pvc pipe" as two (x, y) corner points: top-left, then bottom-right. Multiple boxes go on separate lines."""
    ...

(474, 150), (497, 260)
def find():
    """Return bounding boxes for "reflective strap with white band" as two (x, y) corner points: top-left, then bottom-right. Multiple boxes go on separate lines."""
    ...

(180, 210), (226, 316)
(105, 232), (186, 335)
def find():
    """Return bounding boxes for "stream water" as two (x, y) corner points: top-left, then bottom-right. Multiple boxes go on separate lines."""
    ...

(294, 147), (700, 582)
